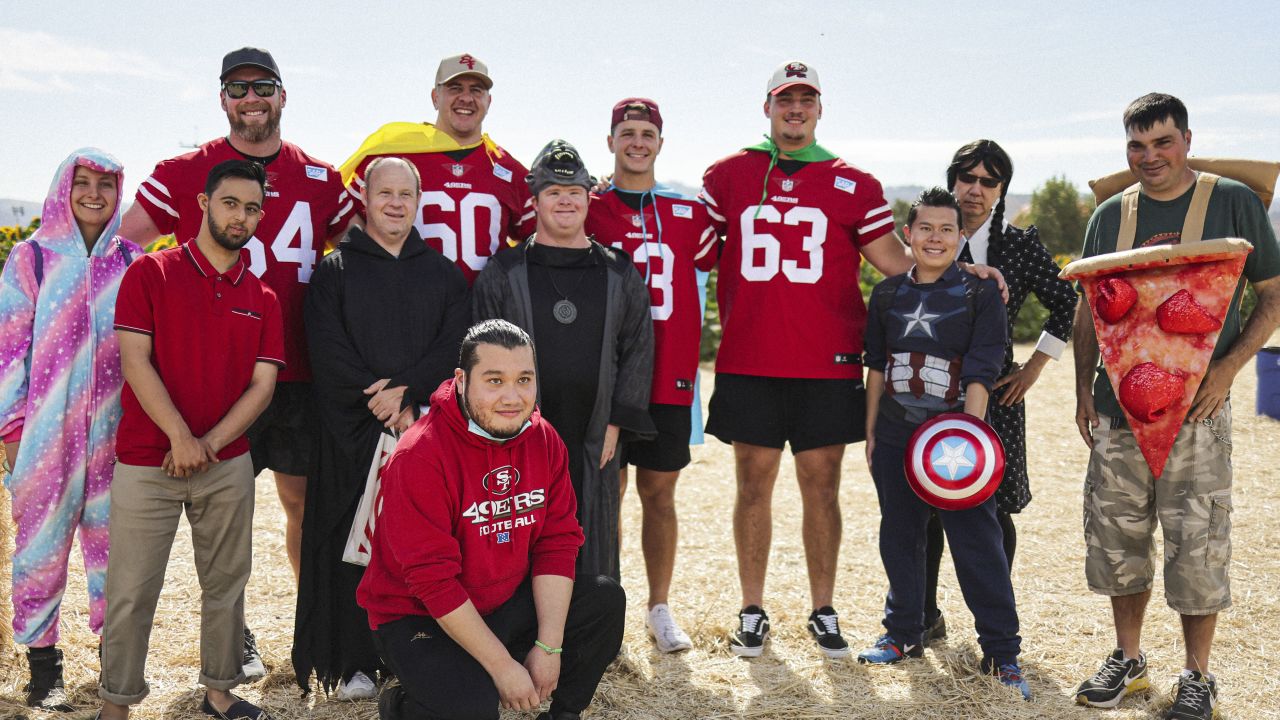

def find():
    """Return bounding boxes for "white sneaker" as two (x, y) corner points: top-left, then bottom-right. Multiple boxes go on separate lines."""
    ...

(336, 671), (378, 701)
(647, 603), (693, 653)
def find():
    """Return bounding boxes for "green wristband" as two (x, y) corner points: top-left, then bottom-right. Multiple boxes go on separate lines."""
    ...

(534, 640), (562, 655)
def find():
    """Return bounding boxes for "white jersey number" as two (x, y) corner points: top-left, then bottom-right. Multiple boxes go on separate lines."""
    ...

(738, 205), (828, 284)
(611, 240), (676, 321)
(246, 201), (317, 283)
(417, 191), (503, 273)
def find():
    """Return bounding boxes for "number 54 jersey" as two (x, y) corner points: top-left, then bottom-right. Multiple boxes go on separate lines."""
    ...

(700, 150), (895, 380)
(134, 138), (356, 382)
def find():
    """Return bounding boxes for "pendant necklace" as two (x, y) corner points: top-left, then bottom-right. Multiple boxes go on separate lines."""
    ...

(543, 246), (593, 325)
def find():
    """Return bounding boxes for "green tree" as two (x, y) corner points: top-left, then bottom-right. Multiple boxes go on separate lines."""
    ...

(891, 198), (911, 234)
(0, 217), (41, 266)
(1023, 175), (1093, 257)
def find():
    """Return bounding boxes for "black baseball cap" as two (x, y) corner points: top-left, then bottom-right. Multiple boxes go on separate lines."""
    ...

(221, 47), (280, 81)
(527, 140), (593, 195)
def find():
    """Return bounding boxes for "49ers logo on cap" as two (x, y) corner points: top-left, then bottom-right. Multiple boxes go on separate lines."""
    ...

(784, 62), (809, 78)
(482, 465), (520, 496)
(459, 54), (478, 70)
(904, 413), (1005, 511)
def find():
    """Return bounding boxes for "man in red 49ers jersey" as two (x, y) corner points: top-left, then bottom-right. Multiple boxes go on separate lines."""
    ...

(118, 47), (354, 680)
(342, 53), (536, 284)
(584, 98), (717, 654)
(701, 61), (922, 661)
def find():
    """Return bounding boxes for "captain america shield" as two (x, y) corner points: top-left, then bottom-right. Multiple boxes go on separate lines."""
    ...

(903, 412), (1005, 511)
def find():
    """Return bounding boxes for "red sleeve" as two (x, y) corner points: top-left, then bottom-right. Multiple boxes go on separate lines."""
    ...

(852, 173), (894, 246)
(256, 287), (286, 368)
(381, 446), (470, 617)
(698, 163), (729, 237)
(3, 426), (21, 443)
(113, 257), (157, 336)
(530, 429), (584, 579)
(344, 156), (371, 220)
(509, 158), (536, 242)
(326, 171), (357, 239)
(134, 160), (181, 236)
(692, 204), (720, 272)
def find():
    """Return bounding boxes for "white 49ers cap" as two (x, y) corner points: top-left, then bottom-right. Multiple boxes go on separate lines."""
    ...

(435, 53), (493, 89)
(767, 60), (821, 95)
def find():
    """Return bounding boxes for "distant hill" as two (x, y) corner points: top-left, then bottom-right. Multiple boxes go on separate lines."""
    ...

(658, 181), (1032, 220)
(0, 199), (41, 228)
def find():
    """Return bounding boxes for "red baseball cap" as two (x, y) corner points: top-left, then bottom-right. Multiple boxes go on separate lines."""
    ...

(611, 98), (663, 133)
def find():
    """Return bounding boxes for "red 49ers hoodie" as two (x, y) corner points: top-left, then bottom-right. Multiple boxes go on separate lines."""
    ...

(357, 377), (584, 627)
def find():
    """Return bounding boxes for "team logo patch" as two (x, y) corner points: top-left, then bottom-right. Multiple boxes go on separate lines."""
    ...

(672, 204), (693, 218)
(459, 54), (478, 70)
(675, 379), (694, 391)
(451, 163), (466, 177)
(493, 164), (513, 182)
(834, 176), (856, 194)
(482, 465), (520, 496)
(833, 353), (858, 365)
(631, 214), (643, 228)
(780, 179), (795, 192)
(496, 531), (511, 544)
(304, 165), (328, 181)
(904, 413), (1005, 511)
(785, 62), (809, 78)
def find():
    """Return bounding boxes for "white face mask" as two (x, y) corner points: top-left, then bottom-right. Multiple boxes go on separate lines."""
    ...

(460, 380), (532, 442)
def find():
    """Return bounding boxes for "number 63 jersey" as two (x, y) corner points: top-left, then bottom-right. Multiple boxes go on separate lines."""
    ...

(700, 150), (894, 379)
(134, 138), (356, 382)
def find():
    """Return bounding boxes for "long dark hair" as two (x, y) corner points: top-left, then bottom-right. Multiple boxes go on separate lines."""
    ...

(946, 140), (1013, 238)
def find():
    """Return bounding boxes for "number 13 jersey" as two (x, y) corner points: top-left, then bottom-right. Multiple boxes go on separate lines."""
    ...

(700, 150), (894, 379)
(134, 138), (356, 382)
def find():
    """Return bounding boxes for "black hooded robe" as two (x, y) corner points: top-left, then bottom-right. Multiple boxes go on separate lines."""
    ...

(293, 226), (469, 693)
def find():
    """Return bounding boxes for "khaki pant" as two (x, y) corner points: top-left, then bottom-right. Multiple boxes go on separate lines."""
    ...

(99, 454), (254, 705)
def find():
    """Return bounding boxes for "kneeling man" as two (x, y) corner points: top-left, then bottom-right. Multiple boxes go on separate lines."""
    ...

(357, 319), (625, 720)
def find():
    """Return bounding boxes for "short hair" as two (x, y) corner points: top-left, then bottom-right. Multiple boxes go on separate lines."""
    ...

(365, 156), (422, 197)
(204, 159), (267, 198)
(1123, 93), (1189, 134)
(459, 319), (536, 376)
(906, 187), (962, 227)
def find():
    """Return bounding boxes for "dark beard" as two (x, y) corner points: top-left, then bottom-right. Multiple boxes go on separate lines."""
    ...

(460, 385), (524, 440)
(208, 214), (252, 252)
(229, 106), (281, 144)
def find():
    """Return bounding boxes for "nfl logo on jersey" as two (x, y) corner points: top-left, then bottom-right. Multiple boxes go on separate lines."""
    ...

(781, 179), (794, 192)
(496, 532), (511, 544)
(631, 215), (642, 227)
(451, 164), (465, 177)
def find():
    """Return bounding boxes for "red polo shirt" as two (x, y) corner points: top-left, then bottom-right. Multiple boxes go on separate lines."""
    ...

(114, 241), (285, 466)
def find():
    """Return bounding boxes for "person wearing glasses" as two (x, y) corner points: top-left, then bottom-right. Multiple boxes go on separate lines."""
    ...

(117, 46), (356, 685)
(910, 141), (1076, 648)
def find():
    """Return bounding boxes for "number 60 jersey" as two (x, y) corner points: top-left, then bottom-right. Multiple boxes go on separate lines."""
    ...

(134, 138), (356, 382)
(700, 150), (895, 380)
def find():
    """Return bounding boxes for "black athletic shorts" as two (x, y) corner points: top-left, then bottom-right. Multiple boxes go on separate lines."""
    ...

(247, 381), (318, 477)
(705, 373), (866, 453)
(622, 403), (693, 472)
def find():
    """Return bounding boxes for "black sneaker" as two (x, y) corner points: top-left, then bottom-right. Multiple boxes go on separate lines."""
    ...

(25, 646), (74, 711)
(1075, 648), (1150, 708)
(378, 684), (405, 720)
(201, 692), (273, 720)
(807, 606), (850, 659)
(729, 605), (770, 657)
(242, 627), (266, 682)
(1165, 670), (1217, 720)
(922, 610), (947, 648)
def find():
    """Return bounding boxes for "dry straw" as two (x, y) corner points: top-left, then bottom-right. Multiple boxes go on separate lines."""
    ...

(2, 342), (1279, 718)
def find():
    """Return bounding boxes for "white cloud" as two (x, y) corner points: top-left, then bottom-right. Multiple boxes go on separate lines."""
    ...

(0, 27), (184, 91)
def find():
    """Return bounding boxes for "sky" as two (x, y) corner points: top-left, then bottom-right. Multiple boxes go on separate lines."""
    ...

(2, 1), (1279, 205)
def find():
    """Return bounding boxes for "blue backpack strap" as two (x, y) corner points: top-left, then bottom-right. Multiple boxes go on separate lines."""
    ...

(25, 240), (43, 287)
(116, 238), (134, 265)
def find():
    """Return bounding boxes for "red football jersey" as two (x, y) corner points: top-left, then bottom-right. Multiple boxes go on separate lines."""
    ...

(700, 150), (894, 379)
(135, 138), (354, 382)
(586, 189), (719, 405)
(347, 145), (535, 284)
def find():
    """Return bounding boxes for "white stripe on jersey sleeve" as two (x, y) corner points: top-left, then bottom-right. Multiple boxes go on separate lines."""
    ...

(858, 214), (894, 235)
(520, 210), (535, 223)
(144, 176), (172, 198)
(137, 184), (178, 218)
(700, 190), (726, 222)
(330, 200), (355, 225)
(863, 203), (892, 220)
(694, 225), (718, 260)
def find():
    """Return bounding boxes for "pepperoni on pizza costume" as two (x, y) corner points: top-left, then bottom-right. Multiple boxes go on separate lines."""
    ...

(1061, 237), (1252, 477)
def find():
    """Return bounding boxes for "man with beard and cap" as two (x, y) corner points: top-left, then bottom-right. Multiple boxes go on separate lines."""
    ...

(98, 159), (283, 720)
(473, 139), (655, 580)
(297, 156), (469, 698)
(357, 319), (624, 720)
(0, 148), (141, 711)
(340, 53), (536, 284)
(118, 47), (356, 679)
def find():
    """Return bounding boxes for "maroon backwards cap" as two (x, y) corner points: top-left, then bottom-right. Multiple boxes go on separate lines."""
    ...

(611, 98), (663, 133)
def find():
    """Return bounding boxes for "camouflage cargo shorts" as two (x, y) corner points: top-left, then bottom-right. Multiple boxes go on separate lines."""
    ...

(1083, 403), (1233, 615)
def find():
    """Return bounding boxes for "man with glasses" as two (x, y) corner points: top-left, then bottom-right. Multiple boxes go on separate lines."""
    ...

(118, 46), (356, 683)
(340, 53), (535, 284)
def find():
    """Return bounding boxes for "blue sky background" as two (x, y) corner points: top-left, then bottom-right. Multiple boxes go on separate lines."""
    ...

(2, 1), (1278, 203)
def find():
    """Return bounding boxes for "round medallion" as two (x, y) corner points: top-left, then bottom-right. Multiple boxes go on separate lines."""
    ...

(553, 299), (578, 324)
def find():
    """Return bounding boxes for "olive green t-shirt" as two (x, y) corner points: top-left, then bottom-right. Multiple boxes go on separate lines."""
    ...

(1080, 175), (1280, 419)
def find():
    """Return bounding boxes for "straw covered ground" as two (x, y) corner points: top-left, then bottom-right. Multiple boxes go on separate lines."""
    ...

(2, 340), (1279, 719)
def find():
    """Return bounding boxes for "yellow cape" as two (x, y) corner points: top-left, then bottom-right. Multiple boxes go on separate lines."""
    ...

(338, 122), (505, 186)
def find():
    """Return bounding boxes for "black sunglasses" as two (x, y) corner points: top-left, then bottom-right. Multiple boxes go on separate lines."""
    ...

(958, 171), (1002, 189)
(221, 79), (281, 99)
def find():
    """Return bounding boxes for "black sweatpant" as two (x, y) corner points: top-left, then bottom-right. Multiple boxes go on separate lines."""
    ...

(374, 574), (625, 720)
(924, 509), (1016, 621)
